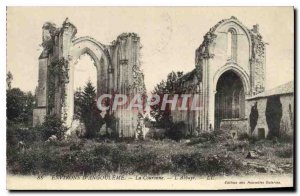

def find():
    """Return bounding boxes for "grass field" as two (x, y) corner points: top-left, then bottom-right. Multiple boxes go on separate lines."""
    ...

(7, 129), (293, 176)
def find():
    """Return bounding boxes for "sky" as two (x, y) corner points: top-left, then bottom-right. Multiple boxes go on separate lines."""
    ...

(7, 7), (294, 93)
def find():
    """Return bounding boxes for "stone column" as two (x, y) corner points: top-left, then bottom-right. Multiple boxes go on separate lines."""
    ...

(59, 19), (77, 127)
(33, 57), (49, 126)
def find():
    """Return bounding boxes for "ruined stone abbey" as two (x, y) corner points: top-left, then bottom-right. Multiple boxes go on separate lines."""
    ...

(33, 16), (293, 139)
(172, 16), (293, 139)
(33, 18), (146, 138)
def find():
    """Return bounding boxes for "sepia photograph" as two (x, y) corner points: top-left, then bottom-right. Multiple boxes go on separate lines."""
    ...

(5, 6), (294, 190)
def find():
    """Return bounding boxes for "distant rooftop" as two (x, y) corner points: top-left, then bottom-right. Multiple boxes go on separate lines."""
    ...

(247, 81), (294, 100)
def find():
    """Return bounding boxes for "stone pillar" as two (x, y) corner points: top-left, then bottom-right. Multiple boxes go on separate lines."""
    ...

(33, 57), (49, 126)
(202, 58), (210, 131)
(65, 59), (75, 127)
(113, 33), (144, 138)
(59, 18), (77, 127)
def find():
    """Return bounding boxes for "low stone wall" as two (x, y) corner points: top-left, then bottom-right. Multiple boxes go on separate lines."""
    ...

(219, 118), (248, 138)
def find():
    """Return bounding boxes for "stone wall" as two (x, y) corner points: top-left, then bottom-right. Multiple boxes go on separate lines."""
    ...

(219, 118), (248, 135)
(36, 58), (48, 107)
(247, 94), (294, 138)
(172, 16), (266, 133)
(33, 19), (146, 138)
(195, 16), (266, 131)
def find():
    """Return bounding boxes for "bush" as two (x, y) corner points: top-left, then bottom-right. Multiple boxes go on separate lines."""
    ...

(275, 144), (293, 158)
(171, 152), (244, 175)
(171, 152), (204, 173)
(145, 128), (166, 140)
(165, 121), (187, 141)
(225, 140), (249, 151)
(17, 151), (39, 174)
(248, 135), (259, 144)
(6, 139), (250, 176)
(199, 131), (215, 141)
(238, 132), (250, 141)
(37, 115), (68, 140)
(210, 129), (232, 142)
(7, 123), (41, 147)
(69, 142), (84, 151)
(279, 132), (293, 143)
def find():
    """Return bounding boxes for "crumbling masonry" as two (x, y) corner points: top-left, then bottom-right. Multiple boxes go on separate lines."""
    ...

(33, 18), (146, 138)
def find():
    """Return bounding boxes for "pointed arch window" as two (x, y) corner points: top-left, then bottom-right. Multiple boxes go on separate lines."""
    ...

(227, 28), (237, 62)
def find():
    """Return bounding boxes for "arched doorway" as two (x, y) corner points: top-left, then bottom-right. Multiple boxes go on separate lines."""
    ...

(214, 70), (245, 130)
(64, 37), (111, 127)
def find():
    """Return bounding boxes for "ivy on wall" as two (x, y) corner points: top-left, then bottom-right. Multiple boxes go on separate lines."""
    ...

(47, 57), (70, 121)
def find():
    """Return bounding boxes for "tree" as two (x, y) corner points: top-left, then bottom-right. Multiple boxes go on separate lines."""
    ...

(7, 88), (26, 122)
(7, 87), (36, 125)
(74, 87), (82, 120)
(266, 96), (282, 139)
(249, 102), (259, 134)
(79, 81), (104, 138)
(6, 71), (13, 90)
(150, 71), (183, 128)
(103, 112), (118, 139)
(39, 114), (68, 140)
(22, 91), (35, 124)
(6, 71), (36, 125)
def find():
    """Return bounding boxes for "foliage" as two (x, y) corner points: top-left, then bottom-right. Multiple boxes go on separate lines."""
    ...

(249, 102), (258, 134)
(6, 71), (13, 90)
(73, 87), (83, 119)
(165, 121), (187, 141)
(77, 81), (104, 138)
(150, 71), (184, 128)
(145, 128), (166, 140)
(238, 132), (250, 141)
(7, 122), (41, 148)
(278, 132), (293, 143)
(37, 114), (68, 140)
(266, 96), (282, 139)
(103, 112), (118, 139)
(6, 72), (35, 126)
(274, 144), (293, 158)
(47, 58), (69, 115)
(136, 113), (144, 140)
(7, 139), (246, 176)
(7, 88), (35, 125)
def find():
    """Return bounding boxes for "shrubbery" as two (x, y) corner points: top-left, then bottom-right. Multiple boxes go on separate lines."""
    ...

(7, 140), (246, 176)
(237, 132), (250, 141)
(36, 115), (68, 140)
(7, 122), (41, 147)
(275, 144), (293, 158)
(165, 121), (187, 141)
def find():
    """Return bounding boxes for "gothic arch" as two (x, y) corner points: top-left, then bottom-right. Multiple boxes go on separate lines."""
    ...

(213, 64), (250, 95)
(33, 19), (145, 138)
(211, 18), (253, 58)
(70, 37), (110, 69)
(64, 36), (112, 127)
